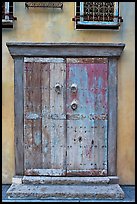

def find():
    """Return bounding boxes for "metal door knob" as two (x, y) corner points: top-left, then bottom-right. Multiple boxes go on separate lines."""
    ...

(55, 83), (61, 94)
(71, 83), (77, 93)
(71, 100), (78, 110)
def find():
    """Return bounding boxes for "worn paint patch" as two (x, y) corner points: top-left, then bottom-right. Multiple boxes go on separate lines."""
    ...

(25, 113), (40, 120)
(34, 132), (41, 146)
(85, 143), (93, 159)
(67, 169), (107, 176)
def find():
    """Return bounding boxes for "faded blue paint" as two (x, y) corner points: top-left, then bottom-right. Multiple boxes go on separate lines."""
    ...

(77, 21), (119, 26)
(67, 61), (108, 172)
(67, 64), (95, 116)
(67, 63), (108, 116)
(34, 132), (41, 146)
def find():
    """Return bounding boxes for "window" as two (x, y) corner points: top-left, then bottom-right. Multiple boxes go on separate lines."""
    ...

(25, 2), (63, 9)
(73, 2), (123, 30)
(2, 2), (16, 28)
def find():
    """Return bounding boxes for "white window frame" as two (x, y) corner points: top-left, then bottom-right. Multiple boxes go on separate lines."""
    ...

(77, 2), (119, 27)
(2, 2), (13, 26)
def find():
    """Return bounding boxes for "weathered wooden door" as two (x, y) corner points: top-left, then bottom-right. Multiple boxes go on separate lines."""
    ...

(24, 57), (108, 176)
(66, 58), (108, 176)
(24, 58), (66, 176)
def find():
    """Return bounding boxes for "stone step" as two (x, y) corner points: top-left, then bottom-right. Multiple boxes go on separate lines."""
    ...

(22, 176), (111, 185)
(7, 184), (124, 200)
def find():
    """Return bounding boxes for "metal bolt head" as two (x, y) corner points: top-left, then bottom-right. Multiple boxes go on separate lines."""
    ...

(71, 83), (77, 93)
(71, 100), (78, 110)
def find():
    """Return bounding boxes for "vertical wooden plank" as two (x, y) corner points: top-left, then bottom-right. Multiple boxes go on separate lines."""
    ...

(66, 61), (95, 172)
(93, 62), (108, 171)
(41, 63), (51, 168)
(108, 58), (118, 175)
(24, 62), (42, 172)
(66, 63), (83, 170)
(14, 57), (24, 175)
(50, 60), (66, 172)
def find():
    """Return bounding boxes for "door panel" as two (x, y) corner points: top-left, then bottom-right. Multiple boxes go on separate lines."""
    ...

(66, 58), (108, 176)
(24, 58), (66, 176)
(24, 57), (108, 176)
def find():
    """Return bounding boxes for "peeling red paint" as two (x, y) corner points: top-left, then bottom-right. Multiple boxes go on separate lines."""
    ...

(66, 59), (108, 174)
(86, 64), (95, 91)
(66, 60), (108, 114)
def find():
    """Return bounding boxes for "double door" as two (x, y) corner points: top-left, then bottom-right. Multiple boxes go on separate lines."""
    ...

(24, 57), (108, 176)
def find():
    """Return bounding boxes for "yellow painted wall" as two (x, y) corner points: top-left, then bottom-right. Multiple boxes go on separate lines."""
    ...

(2, 2), (135, 184)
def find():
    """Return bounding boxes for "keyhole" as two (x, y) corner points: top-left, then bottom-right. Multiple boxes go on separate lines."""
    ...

(79, 136), (82, 142)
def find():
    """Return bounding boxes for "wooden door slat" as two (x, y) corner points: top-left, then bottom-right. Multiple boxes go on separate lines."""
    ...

(24, 62), (43, 171)
(25, 168), (66, 176)
(49, 62), (67, 173)
(41, 63), (51, 168)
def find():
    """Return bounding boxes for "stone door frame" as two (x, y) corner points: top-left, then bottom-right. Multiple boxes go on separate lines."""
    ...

(6, 42), (125, 176)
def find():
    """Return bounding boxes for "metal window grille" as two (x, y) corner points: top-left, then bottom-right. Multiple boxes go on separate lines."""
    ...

(73, 2), (123, 29)
(2, 2), (16, 28)
(25, 2), (63, 9)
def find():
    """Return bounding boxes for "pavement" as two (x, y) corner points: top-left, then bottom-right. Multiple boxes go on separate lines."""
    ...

(2, 184), (135, 202)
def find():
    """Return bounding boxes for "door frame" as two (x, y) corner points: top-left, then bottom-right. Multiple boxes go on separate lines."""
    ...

(7, 42), (125, 176)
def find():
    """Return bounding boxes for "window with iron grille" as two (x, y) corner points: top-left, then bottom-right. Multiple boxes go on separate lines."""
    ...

(73, 2), (123, 29)
(2, 2), (16, 28)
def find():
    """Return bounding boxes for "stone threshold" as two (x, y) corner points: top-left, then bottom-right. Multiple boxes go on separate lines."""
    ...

(7, 176), (124, 200)
(12, 176), (119, 185)
(7, 183), (124, 200)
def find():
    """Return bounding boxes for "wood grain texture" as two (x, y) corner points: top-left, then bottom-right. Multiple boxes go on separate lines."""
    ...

(66, 63), (95, 171)
(7, 42), (125, 177)
(14, 57), (24, 175)
(24, 62), (42, 171)
(67, 169), (107, 176)
(41, 63), (51, 169)
(66, 58), (108, 64)
(93, 62), (108, 171)
(24, 57), (65, 63)
(49, 62), (66, 172)
(24, 59), (67, 176)
(66, 58), (108, 175)
(108, 58), (118, 175)
(25, 169), (66, 176)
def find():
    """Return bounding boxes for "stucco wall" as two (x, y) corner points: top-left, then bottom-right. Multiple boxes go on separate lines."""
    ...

(2, 2), (135, 184)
